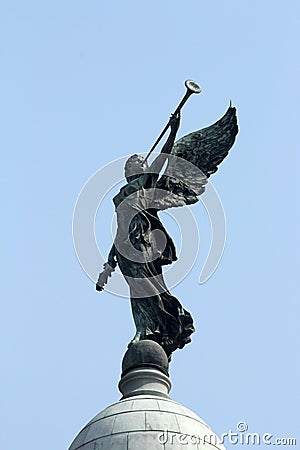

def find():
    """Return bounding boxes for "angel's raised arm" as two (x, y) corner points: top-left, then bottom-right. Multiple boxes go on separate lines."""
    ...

(142, 113), (180, 189)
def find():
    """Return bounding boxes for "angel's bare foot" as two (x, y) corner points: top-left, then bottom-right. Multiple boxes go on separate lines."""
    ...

(128, 332), (141, 347)
(161, 335), (173, 347)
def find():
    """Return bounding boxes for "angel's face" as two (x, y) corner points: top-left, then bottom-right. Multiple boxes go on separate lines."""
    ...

(125, 155), (148, 180)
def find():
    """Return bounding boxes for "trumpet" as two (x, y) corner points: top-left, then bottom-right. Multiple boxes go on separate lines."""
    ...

(144, 80), (201, 162)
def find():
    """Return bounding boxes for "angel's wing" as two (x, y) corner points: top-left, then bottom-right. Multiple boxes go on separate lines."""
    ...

(153, 105), (238, 210)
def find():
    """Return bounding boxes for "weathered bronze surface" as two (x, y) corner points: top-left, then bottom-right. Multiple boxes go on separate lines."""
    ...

(96, 82), (238, 359)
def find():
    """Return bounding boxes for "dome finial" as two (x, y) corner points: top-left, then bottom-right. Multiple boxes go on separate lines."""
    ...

(119, 340), (171, 399)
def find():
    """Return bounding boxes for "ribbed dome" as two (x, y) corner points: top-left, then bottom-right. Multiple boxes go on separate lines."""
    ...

(69, 395), (225, 450)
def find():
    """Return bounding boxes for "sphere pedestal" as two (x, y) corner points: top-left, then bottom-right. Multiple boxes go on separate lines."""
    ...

(68, 341), (225, 450)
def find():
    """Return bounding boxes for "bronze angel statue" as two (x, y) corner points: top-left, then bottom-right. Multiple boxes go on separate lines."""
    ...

(96, 81), (238, 359)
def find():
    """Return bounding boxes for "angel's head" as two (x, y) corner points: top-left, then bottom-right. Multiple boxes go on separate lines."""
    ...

(124, 154), (148, 181)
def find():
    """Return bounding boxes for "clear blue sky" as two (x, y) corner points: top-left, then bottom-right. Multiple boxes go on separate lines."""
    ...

(1, 1), (299, 449)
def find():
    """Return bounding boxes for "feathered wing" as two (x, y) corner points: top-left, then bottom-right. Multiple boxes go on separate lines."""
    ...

(153, 105), (238, 210)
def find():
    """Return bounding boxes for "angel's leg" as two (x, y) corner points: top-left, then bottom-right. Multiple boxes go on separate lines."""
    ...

(128, 331), (142, 347)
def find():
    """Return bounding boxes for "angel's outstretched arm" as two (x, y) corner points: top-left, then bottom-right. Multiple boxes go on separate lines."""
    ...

(107, 244), (117, 269)
(143, 113), (180, 188)
(96, 244), (117, 292)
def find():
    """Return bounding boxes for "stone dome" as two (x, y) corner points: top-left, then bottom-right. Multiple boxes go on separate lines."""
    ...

(69, 341), (225, 449)
(69, 395), (225, 450)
